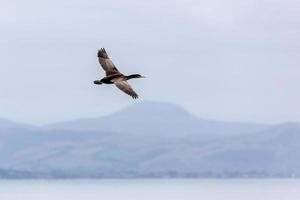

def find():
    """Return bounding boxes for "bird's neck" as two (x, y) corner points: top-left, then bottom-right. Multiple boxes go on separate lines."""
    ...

(126, 74), (141, 80)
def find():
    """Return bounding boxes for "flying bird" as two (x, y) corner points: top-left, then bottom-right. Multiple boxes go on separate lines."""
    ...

(94, 48), (145, 99)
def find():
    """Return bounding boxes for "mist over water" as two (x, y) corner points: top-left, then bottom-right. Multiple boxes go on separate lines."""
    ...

(0, 179), (300, 200)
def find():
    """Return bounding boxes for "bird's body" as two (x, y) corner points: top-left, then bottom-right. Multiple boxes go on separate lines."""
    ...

(94, 48), (145, 99)
(99, 74), (122, 84)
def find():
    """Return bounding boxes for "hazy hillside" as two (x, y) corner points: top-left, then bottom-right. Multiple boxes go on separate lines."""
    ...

(0, 118), (33, 132)
(0, 101), (299, 178)
(44, 101), (268, 139)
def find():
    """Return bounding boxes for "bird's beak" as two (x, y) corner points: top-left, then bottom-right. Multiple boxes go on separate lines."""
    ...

(141, 76), (146, 78)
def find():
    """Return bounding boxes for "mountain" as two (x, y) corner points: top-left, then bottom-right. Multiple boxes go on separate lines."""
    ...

(0, 101), (299, 178)
(187, 122), (300, 175)
(44, 101), (268, 139)
(0, 118), (33, 132)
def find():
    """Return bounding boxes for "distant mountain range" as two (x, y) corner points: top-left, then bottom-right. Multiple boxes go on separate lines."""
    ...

(0, 101), (299, 178)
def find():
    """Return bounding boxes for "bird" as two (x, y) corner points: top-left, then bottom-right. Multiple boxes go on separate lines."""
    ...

(94, 48), (145, 99)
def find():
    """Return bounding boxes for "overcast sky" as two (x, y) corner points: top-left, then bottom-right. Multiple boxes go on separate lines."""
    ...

(0, 0), (299, 125)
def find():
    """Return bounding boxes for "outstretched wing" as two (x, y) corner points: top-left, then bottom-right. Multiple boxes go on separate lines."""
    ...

(113, 79), (139, 99)
(97, 48), (120, 76)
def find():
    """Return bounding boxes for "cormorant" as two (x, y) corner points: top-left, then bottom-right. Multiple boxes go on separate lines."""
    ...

(94, 48), (145, 99)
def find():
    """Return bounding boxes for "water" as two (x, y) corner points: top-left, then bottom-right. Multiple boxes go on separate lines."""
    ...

(0, 179), (299, 200)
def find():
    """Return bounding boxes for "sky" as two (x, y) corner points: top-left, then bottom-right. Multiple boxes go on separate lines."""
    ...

(0, 0), (299, 125)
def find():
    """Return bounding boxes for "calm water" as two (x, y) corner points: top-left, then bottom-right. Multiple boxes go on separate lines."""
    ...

(0, 179), (299, 200)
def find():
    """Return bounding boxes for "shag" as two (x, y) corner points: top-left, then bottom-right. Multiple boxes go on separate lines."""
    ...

(94, 48), (145, 99)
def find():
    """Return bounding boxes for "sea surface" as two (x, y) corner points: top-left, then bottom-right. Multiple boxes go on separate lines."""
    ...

(0, 179), (299, 200)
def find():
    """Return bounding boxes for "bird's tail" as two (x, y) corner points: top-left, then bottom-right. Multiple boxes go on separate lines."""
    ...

(94, 80), (103, 85)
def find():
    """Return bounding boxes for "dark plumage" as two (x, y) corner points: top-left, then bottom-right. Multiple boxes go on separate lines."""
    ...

(94, 48), (145, 99)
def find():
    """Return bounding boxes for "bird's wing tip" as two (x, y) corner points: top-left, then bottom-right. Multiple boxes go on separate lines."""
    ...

(132, 94), (139, 99)
(98, 48), (108, 58)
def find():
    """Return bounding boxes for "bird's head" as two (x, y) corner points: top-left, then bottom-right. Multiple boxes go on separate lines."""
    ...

(136, 74), (146, 78)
